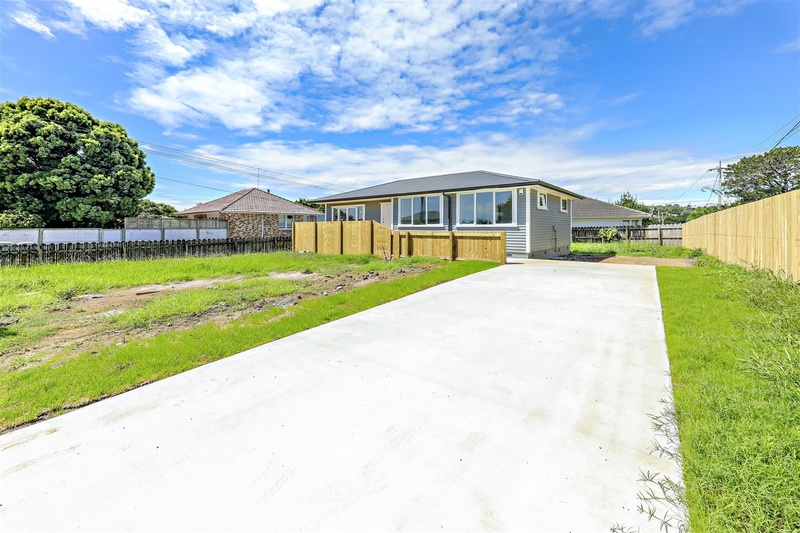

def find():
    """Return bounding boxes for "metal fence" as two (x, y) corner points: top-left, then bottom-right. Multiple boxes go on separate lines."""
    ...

(124, 217), (228, 229)
(572, 224), (683, 246)
(0, 237), (291, 267)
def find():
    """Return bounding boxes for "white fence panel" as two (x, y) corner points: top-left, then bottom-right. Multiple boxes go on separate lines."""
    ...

(0, 229), (38, 243)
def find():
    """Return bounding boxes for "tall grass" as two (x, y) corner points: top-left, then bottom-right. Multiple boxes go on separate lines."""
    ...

(657, 264), (800, 531)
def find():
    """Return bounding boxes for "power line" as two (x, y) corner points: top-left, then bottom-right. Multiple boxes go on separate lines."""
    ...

(734, 113), (800, 156)
(158, 176), (236, 194)
(670, 170), (710, 203)
(768, 118), (800, 151)
(26, 115), (346, 192)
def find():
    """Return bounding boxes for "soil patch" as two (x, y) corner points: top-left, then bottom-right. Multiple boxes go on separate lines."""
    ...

(1, 267), (429, 371)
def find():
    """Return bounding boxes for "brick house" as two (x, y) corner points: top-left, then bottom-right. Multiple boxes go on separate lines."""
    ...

(178, 188), (323, 239)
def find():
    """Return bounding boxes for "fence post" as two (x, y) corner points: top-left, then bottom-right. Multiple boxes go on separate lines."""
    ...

(448, 231), (455, 261)
(313, 222), (318, 253)
(658, 225), (663, 246)
(338, 221), (343, 255)
(292, 222), (296, 252)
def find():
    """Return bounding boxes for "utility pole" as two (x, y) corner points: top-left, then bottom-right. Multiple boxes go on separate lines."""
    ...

(702, 160), (724, 206)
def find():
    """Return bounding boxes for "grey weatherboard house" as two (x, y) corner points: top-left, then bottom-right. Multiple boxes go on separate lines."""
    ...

(312, 170), (584, 258)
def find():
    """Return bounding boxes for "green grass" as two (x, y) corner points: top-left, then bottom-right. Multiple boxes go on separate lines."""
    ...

(571, 241), (703, 258)
(657, 263), (800, 531)
(0, 252), (436, 355)
(0, 258), (495, 430)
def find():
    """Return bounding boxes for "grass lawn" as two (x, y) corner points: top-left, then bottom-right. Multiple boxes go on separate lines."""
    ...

(657, 261), (800, 531)
(571, 241), (703, 258)
(0, 252), (496, 431)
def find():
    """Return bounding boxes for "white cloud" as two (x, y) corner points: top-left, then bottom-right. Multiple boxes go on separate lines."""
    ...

(192, 133), (715, 203)
(134, 23), (206, 67)
(10, 11), (54, 38)
(64, 0), (149, 31)
(775, 37), (800, 54)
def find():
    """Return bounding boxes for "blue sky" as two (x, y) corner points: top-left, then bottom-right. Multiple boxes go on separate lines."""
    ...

(2, 0), (799, 210)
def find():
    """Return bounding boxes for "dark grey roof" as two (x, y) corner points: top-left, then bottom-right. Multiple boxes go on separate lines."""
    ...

(572, 198), (650, 220)
(312, 170), (583, 203)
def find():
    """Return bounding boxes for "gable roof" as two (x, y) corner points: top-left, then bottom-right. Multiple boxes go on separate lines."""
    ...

(312, 170), (583, 203)
(572, 198), (650, 220)
(178, 188), (322, 216)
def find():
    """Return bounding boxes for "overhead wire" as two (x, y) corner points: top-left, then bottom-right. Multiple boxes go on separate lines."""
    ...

(26, 115), (346, 193)
(768, 118), (800, 150)
(670, 170), (710, 204)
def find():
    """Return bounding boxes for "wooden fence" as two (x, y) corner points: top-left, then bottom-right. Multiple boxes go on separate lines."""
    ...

(0, 237), (292, 267)
(572, 224), (683, 246)
(293, 221), (506, 263)
(683, 190), (799, 280)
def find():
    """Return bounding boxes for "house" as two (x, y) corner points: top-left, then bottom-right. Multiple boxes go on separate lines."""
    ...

(312, 170), (583, 258)
(571, 198), (649, 228)
(178, 188), (323, 239)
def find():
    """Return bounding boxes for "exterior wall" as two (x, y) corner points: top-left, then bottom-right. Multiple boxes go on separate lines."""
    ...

(528, 191), (571, 257)
(572, 218), (644, 228)
(221, 213), (290, 239)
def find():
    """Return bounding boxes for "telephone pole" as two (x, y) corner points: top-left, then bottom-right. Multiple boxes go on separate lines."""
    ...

(702, 160), (724, 206)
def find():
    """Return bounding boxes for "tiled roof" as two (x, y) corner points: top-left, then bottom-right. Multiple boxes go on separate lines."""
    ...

(178, 188), (322, 216)
(312, 170), (583, 203)
(572, 198), (650, 219)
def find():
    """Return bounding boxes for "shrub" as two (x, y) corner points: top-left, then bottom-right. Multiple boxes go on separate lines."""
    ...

(0, 210), (44, 229)
(597, 226), (620, 242)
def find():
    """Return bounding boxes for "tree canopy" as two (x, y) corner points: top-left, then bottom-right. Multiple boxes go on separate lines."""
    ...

(614, 190), (650, 212)
(137, 199), (178, 218)
(295, 198), (325, 212)
(722, 145), (800, 203)
(0, 97), (155, 227)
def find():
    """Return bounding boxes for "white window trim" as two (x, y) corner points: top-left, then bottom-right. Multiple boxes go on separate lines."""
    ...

(278, 214), (294, 229)
(455, 188), (517, 228)
(537, 192), (548, 210)
(560, 198), (569, 213)
(397, 194), (445, 227)
(330, 204), (366, 222)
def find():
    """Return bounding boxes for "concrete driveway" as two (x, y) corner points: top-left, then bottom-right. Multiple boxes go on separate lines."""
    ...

(1, 260), (678, 532)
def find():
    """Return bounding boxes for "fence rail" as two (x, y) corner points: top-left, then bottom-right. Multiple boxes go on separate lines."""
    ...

(683, 190), (799, 280)
(0, 237), (291, 267)
(294, 221), (506, 263)
(124, 217), (228, 229)
(572, 224), (683, 246)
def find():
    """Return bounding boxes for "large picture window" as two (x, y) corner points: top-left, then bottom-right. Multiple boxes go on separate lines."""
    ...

(458, 190), (514, 225)
(330, 205), (364, 221)
(399, 195), (442, 226)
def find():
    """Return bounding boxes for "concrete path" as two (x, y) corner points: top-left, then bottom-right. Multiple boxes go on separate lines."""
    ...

(1, 260), (678, 532)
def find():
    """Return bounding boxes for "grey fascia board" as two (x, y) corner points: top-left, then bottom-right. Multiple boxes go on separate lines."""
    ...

(315, 182), (538, 203)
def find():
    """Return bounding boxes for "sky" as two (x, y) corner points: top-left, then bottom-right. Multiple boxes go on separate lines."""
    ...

(2, 0), (799, 210)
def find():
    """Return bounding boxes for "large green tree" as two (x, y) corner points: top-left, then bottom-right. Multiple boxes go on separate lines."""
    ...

(137, 199), (178, 218)
(0, 97), (155, 227)
(722, 145), (800, 203)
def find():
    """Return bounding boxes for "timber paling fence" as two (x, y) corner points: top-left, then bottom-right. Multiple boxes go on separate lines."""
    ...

(571, 224), (683, 246)
(683, 190), (799, 281)
(0, 237), (292, 267)
(293, 221), (507, 263)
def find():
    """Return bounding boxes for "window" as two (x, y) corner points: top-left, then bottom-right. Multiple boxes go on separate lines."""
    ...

(399, 195), (442, 226)
(458, 190), (515, 226)
(537, 192), (548, 210)
(278, 214), (293, 229)
(330, 205), (365, 221)
(560, 198), (569, 212)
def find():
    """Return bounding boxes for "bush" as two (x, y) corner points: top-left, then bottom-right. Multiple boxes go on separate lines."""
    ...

(0, 210), (44, 229)
(597, 226), (620, 242)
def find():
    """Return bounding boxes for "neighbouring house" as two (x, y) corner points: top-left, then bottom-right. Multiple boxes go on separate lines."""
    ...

(571, 198), (650, 228)
(178, 188), (323, 239)
(312, 170), (583, 258)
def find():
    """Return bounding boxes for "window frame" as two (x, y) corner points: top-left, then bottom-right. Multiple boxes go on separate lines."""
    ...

(329, 204), (366, 222)
(278, 214), (294, 229)
(456, 188), (517, 227)
(537, 192), (548, 210)
(560, 198), (569, 213)
(397, 194), (444, 227)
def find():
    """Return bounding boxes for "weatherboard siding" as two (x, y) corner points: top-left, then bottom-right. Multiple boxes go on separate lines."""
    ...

(529, 192), (571, 257)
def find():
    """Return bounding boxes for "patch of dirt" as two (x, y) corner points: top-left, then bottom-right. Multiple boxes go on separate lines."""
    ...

(563, 254), (694, 267)
(1, 266), (430, 371)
